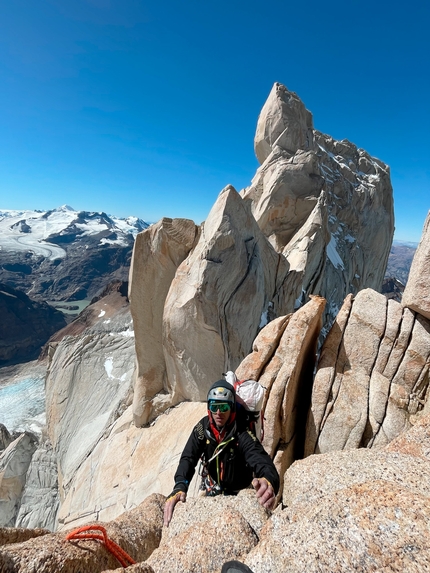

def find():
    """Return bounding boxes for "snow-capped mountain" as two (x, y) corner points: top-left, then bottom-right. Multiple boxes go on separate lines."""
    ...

(0, 206), (149, 302)
(0, 205), (148, 260)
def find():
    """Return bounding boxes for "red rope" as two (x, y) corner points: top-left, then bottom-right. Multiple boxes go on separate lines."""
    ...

(65, 524), (136, 568)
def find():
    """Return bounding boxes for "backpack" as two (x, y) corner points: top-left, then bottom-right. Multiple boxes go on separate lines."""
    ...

(224, 371), (265, 441)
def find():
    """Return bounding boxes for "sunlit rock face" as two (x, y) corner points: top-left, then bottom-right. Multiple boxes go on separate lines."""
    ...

(128, 218), (198, 427)
(162, 186), (289, 407)
(305, 288), (430, 455)
(55, 402), (205, 531)
(42, 289), (136, 516)
(130, 83), (394, 425)
(402, 210), (430, 320)
(45, 328), (135, 497)
(234, 297), (325, 495)
(242, 82), (394, 330)
(254, 83), (314, 164)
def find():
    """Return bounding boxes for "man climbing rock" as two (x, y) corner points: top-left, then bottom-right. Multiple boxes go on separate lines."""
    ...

(164, 380), (280, 526)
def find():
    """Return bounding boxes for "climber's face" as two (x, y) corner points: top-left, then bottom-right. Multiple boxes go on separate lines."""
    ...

(209, 401), (231, 429)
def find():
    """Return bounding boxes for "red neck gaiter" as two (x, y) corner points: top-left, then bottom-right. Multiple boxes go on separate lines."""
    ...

(208, 410), (236, 443)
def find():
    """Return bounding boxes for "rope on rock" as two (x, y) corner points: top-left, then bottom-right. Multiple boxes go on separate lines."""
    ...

(65, 524), (136, 568)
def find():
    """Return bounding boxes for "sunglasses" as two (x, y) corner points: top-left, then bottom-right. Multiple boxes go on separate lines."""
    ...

(209, 402), (231, 413)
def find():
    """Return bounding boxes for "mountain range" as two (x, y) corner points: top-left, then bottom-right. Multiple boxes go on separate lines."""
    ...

(0, 205), (148, 303)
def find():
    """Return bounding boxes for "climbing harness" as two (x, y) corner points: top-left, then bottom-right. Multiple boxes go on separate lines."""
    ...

(65, 524), (136, 568)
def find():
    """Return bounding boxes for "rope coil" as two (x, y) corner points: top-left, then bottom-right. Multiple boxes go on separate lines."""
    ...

(65, 524), (136, 568)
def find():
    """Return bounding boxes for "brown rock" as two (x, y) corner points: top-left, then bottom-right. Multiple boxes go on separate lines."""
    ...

(304, 294), (353, 456)
(0, 493), (164, 573)
(261, 296), (325, 487)
(386, 412), (430, 460)
(235, 315), (291, 382)
(246, 482), (430, 573)
(147, 491), (266, 573)
(283, 448), (430, 508)
(0, 528), (49, 547)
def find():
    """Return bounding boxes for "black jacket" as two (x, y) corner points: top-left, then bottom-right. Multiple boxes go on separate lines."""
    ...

(172, 415), (280, 496)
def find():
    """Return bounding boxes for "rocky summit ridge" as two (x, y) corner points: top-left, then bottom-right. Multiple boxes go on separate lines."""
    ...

(2, 83), (430, 572)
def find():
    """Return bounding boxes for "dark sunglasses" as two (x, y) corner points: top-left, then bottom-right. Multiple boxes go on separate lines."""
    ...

(209, 402), (231, 413)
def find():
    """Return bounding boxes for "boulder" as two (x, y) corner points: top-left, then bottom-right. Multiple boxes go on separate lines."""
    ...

(283, 448), (430, 508)
(0, 432), (38, 527)
(0, 493), (164, 573)
(386, 411), (430, 460)
(129, 218), (198, 426)
(242, 429), (430, 572)
(402, 211), (430, 319)
(147, 490), (267, 573)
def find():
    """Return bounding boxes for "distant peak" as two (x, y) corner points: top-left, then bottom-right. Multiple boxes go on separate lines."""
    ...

(58, 205), (75, 212)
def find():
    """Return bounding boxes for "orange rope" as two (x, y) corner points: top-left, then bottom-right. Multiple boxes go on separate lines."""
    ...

(65, 524), (136, 568)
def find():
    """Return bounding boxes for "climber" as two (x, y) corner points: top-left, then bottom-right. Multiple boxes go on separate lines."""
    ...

(163, 380), (280, 527)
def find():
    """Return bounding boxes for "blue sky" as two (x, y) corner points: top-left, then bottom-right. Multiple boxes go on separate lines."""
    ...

(0, 0), (428, 242)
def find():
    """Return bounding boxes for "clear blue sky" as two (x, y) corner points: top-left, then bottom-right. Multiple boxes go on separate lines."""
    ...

(0, 0), (428, 242)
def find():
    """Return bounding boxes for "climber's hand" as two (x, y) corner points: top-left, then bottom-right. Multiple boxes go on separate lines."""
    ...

(252, 478), (275, 510)
(163, 491), (186, 527)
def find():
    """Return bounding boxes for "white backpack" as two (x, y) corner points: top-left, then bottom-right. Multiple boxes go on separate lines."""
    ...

(224, 371), (265, 440)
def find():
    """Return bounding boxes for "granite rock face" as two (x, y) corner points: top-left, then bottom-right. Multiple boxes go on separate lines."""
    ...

(254, 83), (314, 164)
(162, 185), (288, 407)
(242, 83), (394, 329)
(245, 481), (430, 573)
(234, 297), (325, 494)
(305, 288), (430, 455)
(0, 432), (38, 527)
(15, 438), (59, 531)
(130, 83), (394, 425)
(128, 218), (198, 426)
(45, 328), (136, 496)
(55, 402), (206, 531)
(402, 211), (430, 319)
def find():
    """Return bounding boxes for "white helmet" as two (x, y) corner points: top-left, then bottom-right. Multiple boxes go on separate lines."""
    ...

(207, 380), (235, 405)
